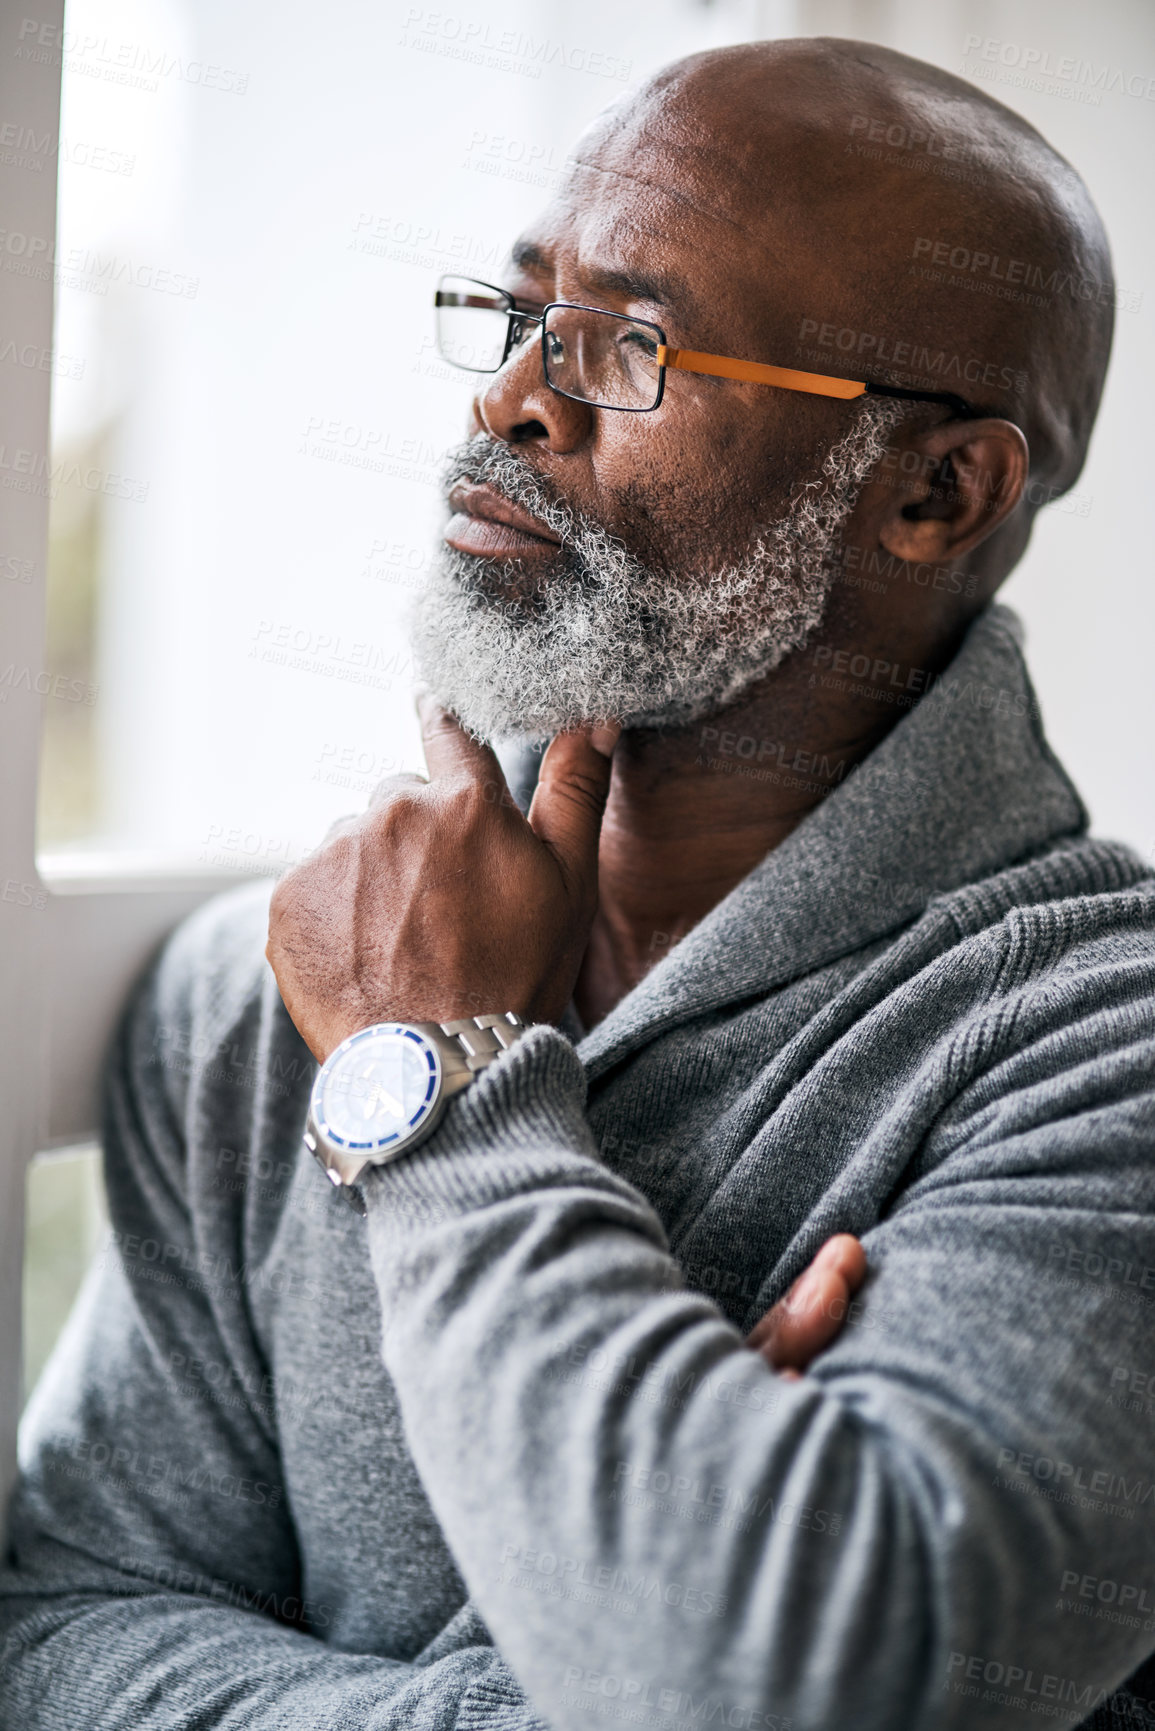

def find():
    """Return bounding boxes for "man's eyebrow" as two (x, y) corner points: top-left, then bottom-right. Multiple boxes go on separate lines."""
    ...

(582, 263), (697, 319)
(509, 239), (551, 279)
(508, 239), (697, 322)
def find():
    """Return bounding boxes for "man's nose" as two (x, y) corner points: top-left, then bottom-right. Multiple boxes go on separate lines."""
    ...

(471, 336), (592, 451)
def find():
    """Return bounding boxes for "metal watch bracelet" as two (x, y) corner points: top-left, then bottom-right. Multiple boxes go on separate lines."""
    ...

(433, 1010), (527, 1071)
(309, 1011), (527, 1217)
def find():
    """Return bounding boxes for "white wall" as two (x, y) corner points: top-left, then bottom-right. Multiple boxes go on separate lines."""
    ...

(53, 0), (787, 869)
(793, 0), (1155, 857)
(48, 0), (1155, 865)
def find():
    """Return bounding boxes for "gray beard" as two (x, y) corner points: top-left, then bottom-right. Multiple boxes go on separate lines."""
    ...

(409, 398), (905, 742)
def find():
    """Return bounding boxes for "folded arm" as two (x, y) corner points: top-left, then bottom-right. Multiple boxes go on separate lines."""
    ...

(260, 693), (1155, 1731)
(363, 990), (1155, 1731)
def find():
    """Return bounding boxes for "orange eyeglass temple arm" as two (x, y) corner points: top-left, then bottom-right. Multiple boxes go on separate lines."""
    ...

(656, 345), (868, 402)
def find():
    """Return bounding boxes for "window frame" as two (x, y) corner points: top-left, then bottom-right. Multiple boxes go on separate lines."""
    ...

(0, 5), (256, 1538)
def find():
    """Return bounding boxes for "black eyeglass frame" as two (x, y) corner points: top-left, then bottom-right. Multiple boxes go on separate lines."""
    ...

(434, 275), (980, 420)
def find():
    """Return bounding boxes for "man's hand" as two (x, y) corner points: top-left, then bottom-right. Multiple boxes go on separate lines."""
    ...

(745, 1234), (868, 1380)
(266, 695), (619, 1062)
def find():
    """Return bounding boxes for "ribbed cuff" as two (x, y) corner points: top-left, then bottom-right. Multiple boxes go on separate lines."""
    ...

(456, 1675), (550, 1731)
(361, 1022), (599, 1228)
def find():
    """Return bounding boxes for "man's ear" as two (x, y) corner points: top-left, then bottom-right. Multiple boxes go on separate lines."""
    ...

(874, 417), (1030, 565)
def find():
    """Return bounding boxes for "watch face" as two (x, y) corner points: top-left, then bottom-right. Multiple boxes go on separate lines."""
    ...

(311, 1025), (441, 1154)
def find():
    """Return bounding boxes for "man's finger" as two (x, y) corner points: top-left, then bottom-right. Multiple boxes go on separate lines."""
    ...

(746, 1234), (867, 1348)
(746, 1234), (867, 1372)
(763, 1264), (853, 1372)
(527, 724), (620, 887)
(416, 689), (505, 785)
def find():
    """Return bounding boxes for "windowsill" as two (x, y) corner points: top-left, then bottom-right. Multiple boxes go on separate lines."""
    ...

(36, 853), (270, 895)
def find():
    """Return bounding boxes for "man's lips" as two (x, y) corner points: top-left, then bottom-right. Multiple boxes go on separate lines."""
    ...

(444, 481), (561, 559)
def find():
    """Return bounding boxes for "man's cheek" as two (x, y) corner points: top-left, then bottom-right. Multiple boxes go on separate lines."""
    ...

(620, 419), (784, 569)
(602, 471), (724, 573)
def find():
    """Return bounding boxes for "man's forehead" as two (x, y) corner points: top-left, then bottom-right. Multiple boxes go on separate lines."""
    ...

(564, 148), (752, 236)
(508, 227), (708, 325)
(508, 160), (757, 325)
(563, 82), (827, 238)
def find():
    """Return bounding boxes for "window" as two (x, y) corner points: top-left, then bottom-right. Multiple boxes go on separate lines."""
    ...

(4, 0), (783, 1453)
(5, 0), (1153, 1498)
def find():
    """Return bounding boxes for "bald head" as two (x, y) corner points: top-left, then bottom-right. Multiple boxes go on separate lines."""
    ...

(439, 34), (1114, 743)
(577, 38), (1113, 503)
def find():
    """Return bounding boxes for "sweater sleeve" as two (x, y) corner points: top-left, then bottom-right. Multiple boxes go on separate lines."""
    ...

(0, 943), (545, 1731)
(362, 943), (1155, 1731)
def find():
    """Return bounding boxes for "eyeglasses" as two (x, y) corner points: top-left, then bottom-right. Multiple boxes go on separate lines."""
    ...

(434, 273), (974, 418)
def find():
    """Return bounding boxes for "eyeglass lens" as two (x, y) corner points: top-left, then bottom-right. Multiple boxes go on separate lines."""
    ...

(542, 305), (662, 410)
(435, 277), (663, 409)
(435, 276), (511, 372)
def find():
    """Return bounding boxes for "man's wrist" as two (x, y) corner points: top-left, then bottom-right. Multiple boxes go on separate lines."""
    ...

(305, 1012), (530, 1199)
(361, 1021), (593, 1223)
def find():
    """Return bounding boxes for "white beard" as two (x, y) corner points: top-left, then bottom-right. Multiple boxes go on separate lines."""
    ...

(409, 398), (905, 741)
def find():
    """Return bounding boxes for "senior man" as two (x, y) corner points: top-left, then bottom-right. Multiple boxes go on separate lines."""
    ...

(4, 35), (1155, 1731)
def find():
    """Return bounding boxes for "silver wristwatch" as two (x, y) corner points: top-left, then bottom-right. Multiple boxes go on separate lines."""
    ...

(304, 1013), (526, 1213)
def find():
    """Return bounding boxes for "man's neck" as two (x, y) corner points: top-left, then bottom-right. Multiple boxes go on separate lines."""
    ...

(571, 616), (961, 1030)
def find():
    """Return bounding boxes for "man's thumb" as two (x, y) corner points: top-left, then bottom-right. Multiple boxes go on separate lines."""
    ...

(527, 723), (620, 884)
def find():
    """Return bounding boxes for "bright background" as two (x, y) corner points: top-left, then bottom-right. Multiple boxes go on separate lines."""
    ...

(23, 0), (1155, 1401)
(40, 0), (1155, 871)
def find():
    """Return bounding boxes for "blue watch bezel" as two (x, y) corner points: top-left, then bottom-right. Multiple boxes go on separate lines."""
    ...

(310, 1023), (442, 1153)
